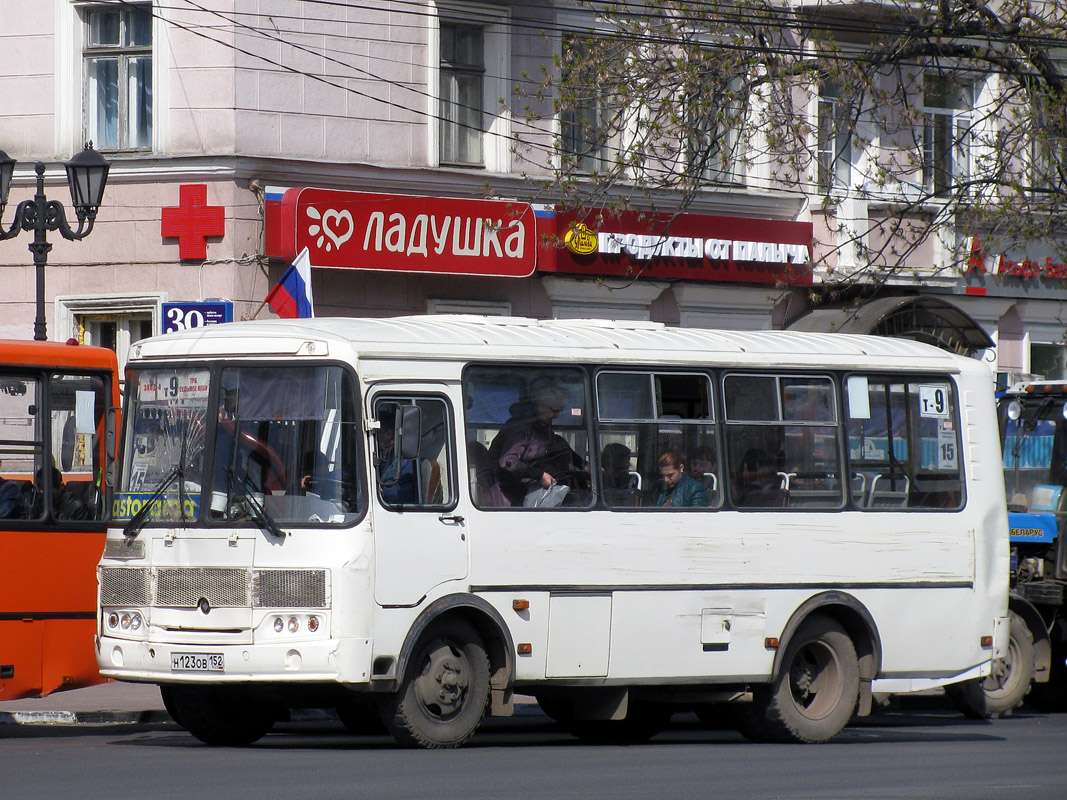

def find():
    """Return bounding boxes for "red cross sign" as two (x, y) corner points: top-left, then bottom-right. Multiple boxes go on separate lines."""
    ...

(161, 184), (225, 260)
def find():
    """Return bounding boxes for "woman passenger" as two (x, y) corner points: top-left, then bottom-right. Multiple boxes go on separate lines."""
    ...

(650, 450), (707, 508)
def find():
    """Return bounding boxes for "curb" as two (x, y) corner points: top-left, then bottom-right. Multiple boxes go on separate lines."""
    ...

(0, 709), (174, 727)
(1, 702), (544, 727)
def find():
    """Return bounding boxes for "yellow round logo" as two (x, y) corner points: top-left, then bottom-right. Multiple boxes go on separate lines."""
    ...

(564, 223), (598, 255)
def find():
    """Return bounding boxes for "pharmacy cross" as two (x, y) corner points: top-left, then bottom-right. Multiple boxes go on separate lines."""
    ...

(161, 184), (225, 260)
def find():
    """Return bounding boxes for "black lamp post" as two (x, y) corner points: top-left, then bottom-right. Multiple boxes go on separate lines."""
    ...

(0, 144), (110, 341)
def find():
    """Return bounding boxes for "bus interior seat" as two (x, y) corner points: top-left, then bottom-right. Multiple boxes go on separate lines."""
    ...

(788, 488), (843, 508)
(420, 458), (443, 504)
(851, 472), (872, 508)
(868, 473), (910, 508)
(467, 440), (493, 505)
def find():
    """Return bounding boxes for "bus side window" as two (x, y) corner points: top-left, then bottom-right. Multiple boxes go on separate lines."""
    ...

(844, 375), (963, 511)
(0, 375), (43, 522)
(463, 367), (590, 510)
(723, 373), (844, 510)
(596, 371), (720, 510)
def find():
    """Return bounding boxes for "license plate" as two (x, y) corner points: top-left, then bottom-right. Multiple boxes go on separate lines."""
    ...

(171, 652), (224, 672)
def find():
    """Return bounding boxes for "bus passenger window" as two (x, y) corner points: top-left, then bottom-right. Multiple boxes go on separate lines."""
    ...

(845, 375), (963, 510)
(724, 374), (844, 510)
(595, 371), (719, 510)
(462, 367), (590, 509)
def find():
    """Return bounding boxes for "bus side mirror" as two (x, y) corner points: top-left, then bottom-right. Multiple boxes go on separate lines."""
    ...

(396, 405), (422, 461)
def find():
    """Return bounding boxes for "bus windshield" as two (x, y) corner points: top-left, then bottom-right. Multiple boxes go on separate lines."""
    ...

(118, 364), (361, 527)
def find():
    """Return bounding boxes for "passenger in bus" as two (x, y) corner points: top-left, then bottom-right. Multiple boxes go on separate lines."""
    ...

(486, 378), (584, 507)
(734, 448), (784, 507)
(601, 443), (639, 506)
(650, 450), (707, 508)
(0, 459), (22, 518)
(687, 445), (718, 506)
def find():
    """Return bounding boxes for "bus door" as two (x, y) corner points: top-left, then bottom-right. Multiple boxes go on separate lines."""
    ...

(368, 387), (468, 606)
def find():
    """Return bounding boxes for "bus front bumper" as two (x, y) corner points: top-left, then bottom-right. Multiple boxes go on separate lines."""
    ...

(96, 635), (373, 685)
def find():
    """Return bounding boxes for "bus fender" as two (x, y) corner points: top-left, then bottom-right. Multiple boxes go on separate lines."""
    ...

(395, 593), (517, 716)
(1009, 594), (1051, 683)
(771, 591), (883, 717)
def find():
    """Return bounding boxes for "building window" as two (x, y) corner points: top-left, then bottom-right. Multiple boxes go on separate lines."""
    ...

(559, 36), (622, 174)
(56, 293), (161, 381)
(1031, 343), (1067, 381)
(686, 76), (744, 185)
(817, 80), (852, 195)
(1030, 95), (1067, 195)
(922, 74), (972, 196)
(84, 3), (153, 151)
(439, 22), (485, 166)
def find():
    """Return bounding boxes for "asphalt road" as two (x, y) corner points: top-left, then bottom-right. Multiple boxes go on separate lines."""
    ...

(2, 701), (1063, 800)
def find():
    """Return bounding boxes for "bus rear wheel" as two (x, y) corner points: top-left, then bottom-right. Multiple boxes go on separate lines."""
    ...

(738, 614), (859, 743)
(162, 684), (278, 746)
(946, 610), (1034, 719)
(381, 619), (490, 749)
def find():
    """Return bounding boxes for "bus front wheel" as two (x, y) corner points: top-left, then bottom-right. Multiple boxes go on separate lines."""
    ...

(738, 614), (859, 743)
(381, 619), (490, 749)
(162, 684), (277, 746)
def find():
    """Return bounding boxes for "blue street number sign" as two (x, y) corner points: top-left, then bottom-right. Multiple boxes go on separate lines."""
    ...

(162, 301), (233, 334)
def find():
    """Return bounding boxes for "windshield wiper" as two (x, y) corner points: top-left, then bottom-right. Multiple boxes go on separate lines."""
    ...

(123, 465), (181, 539)
(122, 411), (203, 539)
(227, 467), (287, 539)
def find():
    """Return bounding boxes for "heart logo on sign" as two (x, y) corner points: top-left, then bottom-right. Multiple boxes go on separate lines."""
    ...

(305, 207), (354, 252)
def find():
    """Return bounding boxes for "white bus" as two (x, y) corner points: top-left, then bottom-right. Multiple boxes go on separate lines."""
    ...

(97, 316), (1009, 748)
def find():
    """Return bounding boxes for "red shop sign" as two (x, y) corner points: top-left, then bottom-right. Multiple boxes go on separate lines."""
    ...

(538, 208), (814, 286)
(265, 188), (537, 278)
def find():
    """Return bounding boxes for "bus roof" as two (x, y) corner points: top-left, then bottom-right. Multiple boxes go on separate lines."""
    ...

(131, 315), (980, 372)
(0, 339), (118, 370)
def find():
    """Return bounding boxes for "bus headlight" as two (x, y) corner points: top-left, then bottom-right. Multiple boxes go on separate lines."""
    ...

(105, 610), (144, 638)
(288, 616), (300, 634)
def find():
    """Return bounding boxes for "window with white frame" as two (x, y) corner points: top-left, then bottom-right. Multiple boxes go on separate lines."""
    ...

(439, 22), (485, 165)
(922, 74), (973, 196)
(686, 75), (744, 185)
(434, 3), (510, 171)
(56, 294), (161, 380)
(1030, 94), (1067, 195)
(559, 34), (624, 174)
(817, 80), (852, 195)
(83, 3), (153, 152)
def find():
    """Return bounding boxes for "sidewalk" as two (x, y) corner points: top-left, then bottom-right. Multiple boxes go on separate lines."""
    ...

(0, 681), (171, 726)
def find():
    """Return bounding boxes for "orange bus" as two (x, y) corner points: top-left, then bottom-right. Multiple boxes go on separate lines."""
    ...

(0, 339), (118, 701)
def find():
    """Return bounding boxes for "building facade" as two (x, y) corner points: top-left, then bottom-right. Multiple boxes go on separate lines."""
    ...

(0, 1), (1063, 378)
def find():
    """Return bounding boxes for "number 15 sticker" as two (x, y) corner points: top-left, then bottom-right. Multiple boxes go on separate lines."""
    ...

(919, 385), (950, 418)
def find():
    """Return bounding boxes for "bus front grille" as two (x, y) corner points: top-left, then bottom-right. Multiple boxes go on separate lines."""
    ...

(99, 566), (328, 609)
(156, 568), (249, 608)
(253, 569), (328, 608)
(99, 567), (150, 606)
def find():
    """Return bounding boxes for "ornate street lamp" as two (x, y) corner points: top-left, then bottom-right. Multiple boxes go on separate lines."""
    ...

(0, 144), (110, 341)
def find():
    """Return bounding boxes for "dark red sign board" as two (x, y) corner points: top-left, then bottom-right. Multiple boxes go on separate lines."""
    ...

(538, 208), (813, 286)
(265, 187), (537, 277)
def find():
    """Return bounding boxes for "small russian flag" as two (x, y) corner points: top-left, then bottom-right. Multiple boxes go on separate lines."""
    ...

(265, 247), (314, 319)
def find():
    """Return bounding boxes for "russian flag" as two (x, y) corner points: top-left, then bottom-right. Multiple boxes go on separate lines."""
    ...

(265, 247), (314, 319)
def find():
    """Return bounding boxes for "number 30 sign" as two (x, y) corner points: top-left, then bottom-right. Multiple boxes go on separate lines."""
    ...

(162, 301), (233, 334)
